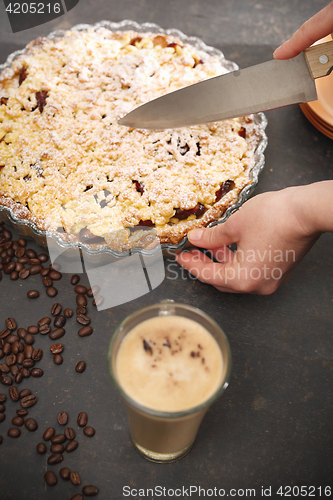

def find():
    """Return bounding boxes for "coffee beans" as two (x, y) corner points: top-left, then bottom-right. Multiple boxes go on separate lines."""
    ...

(65, 440), (79, 453)
(75, 361), (86, 373)
(65, 427), (75, 440)
(64, 308), (73, 318)
(78, 326), (93, 337)
(19, 269), (30, 279)
(43, 427), (55, 441)
(5, 318), (17, 331)
(77, 314), (90, 326)
(77, 412), (88, 427)
(31, 368), (43, 377)
(53, 354), (63, 365)
(70, 471), (81, 485)
(50, 343), (64, 354)
(25, 418), (38, 431)
(27, 290), (39, 299)
(60, 467), (71, 480)
(47, 453), (63, 465)
(51, 433), (66, 444)
(8, 427), (21, 438)
(76, 294), (87, 307)
(36, 442), (47, 454)
(44, 471), (57, 486)
(54, 315), (66, 328)
(12, 416), (24, 426)
(71, 275), (80, 285)
(51, 303), (62, 316)
(82, 485), (99, 496)
(83, 426), (95, 438)
(74, 285), (87, 295)
(46, 286), (58, 298)
(57, 411), (68, 425)
(71, 495), (83, 500)
(32, 348), (43, 361)
(19, 388), (31, 398)
(21, 394), (37, 408)
(50, 443), (65, 454)
(49, 328), (65, 341)
(9, 386), (19, 401)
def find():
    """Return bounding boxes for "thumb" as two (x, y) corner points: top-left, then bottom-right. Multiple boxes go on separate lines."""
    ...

(188, 218), (239, 249)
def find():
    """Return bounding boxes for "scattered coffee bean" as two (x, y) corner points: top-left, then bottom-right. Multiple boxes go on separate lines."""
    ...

(15, 247), (25, 258)
(54, 315), (66, 328)
(93, 295), (104, 307)
(40, 268), (50, 277)
(50, 443), (65, 454)
(25, 418), (38, 431)
(23, 334), (34, 345)
(77, 412), (88, 427)
(27, 326), (38, 335)
(17, 328), (27, 339)
(8, 427), (21, 438)
(6, 354), (16, 366)
(0, 375), (13, 386)
(51, 303), (62, 316)
(20, 367), (30, 378)
(70, 471), (81, 485)
(0, 404), (5, 412)
(71, 275), (80, 285)
(64, 427), (75, 440)
(49, 270), (62, 280)
(43, 427), (55, 441)
(27, 290), (39, 299)
(22, 359), (34, 368)
(78, 326), (93, 337)
(51, 433), (66, 444)
(44, 471), (57, 486)
(65, 440), (78, 453)
(38, 253), (49, 262)
(32, 348), (43, 361)
(21, 394), (37, 408)
(48, 453), (63, 465)
(60, 467), (71, 481)
(57, 411), (68, 425)
(15, 373), (23, 383)
(38, 317), (51, 327)
(36, 442), (47, 454)
(53, 354), (63, 365)
(25, 249), (37, 259)
(49, 328), (65, 341)
(29, 264), (43, 275)
(87, 285), (100, 298)
(19, 388), (31, 398)
(46, 286), (58, 298)
(50, 343), (64, 355)
(74, 285), (87, 295)
(10, 271), (18, 280)
(42, 276), (53, 287)
(19, 269), (30, 280)
(9, 386), (19, 402)
(39, 323), (51, 334)
(5, 318), (17, 331)
(4, 262), (16, 274)
(31, 368), (43, 378)
(71, 495), (83, 500)
(12, 416), (24, 426)
(76, 314), (91, 326)
(75, 361), (86, 373)
(64, 308), (73, 318)
(0, 329), (10, 340)
(76, 306), (87, 315)
(0, 413), (6, 422)
(7, 334), (19, 344)
(24, 345), (33, 359)
(76, 294), (87, 307)
(82, 485), (99, 497)
(16, 409), (27, 416)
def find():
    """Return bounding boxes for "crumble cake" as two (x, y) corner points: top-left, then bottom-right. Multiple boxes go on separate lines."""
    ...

(0, 27), (261, 251)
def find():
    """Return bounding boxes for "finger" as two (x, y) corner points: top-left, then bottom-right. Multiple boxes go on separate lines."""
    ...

(188, 217), (239, 249)
(273, 1), (333, 59)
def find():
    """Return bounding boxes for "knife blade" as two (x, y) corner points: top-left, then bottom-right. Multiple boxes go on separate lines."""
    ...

(118, 40), (333, 129)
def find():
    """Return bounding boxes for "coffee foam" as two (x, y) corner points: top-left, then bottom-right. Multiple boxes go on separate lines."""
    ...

(116, 315), (223, 412)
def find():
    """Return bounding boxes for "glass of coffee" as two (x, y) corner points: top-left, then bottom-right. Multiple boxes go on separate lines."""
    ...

(107, 301), (232, 463)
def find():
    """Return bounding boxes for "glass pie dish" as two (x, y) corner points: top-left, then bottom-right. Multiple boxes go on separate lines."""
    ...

(0, 20), (268, 260)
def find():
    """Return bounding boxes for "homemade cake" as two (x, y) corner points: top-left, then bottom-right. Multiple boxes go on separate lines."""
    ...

(0, 26), (261, 251)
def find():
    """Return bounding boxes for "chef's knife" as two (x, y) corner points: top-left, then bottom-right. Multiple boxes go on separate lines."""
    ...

(118, 40), (333, 129)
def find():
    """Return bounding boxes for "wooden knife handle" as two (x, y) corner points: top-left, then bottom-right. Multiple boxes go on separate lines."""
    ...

(304, 39), (333, 79)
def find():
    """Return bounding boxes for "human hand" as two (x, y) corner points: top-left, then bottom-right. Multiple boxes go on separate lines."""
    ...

(176, 187), (320, 295)
(273, 1), (333, 59)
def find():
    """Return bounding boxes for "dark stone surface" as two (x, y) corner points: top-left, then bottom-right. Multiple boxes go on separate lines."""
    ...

(0, 1), (333, 499)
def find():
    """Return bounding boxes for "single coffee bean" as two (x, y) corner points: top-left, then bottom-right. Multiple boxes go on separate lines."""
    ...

(21, 394), (37, 408)
(65, 440), (78, 453)
(32, 348), (43, 361)
(86, 285), (100, 298)
(47, 453), (63, 465)
(23, 334), (34, 345)
(25, 249), (36, 259)
(11, 341), (21, 355)
(38, 317), (51, 327)
(12, 416), (24, 426)
(53, 354), (63, 365)
(17, 238), (26, 247)
(27, 290), (39, 299)
(77, 412), (88, 427)
(20, 367), (30, 378)
(19, 269), (30, 280)
(2, 343), (11, 355)
(50, 443), (65, 454)
(44, 471), (57, 486)
(76, 314), (90, 326)
(78, 326), (93, 337)
(25, 418), (38, 432)
(16, 409), (27, 416)
(39, 324), (51, 334)
(15, 372), (23, 383)
(18, 257), (29, 264)
(82, 485), (99, 497)
(60, 467), (71, 481)
(7, 334), (19, 344)
(28, 258), (41, 265)
(0, 375), (13, 386)
(92, 295), (104, 307)
(9, 386), (19, 402)
(4, 262), (16, 274)
(51, 303), (62, 316)
(15, 247), (25, 258)
(49, 270), (62, 280)
(22, 359), (34, 368)
(5, 318), (17, 331)
(17, 328), (27, 339)
(75, 361), (86, 373)
(49, 328), (65, 341)
(19, 388), (31, 398)
(2, 256), (10, 265)
(27, 326), (38, 335)
(8, 427), (21, 438)
(0, 413), (5, 422)
(10, 271), (19, 280)
(64, 427), (75, 440)
(10, 365), (19, 377)
(70, 471), (81, 485)
(31, 368), (43, 378)
(40, 268), (50, 277)
(57, 411), (68, 426)
(38, 253), (49, 262)
(46, 287), (58, 298)
(15, 262), (24, 272)
(76, 294), (87, 307)
(43, 427), (55, 441)
(64, 308), (73, 318)
(51, 433), (66, 444)
(0, 362), (10, 372)
(50, 343), (63, 354)
(36, 442), (47, 454)
(42, 276), (52, 287)
(74, 285), (87, 294)
(76, 306), (87, 315)
(6, 354), (16, 366)
(0, 329), (10, 340)
(70, 495), (83, 500)
(71, 275), (80, 285)
(24, 345), (33, 359)
(0, 403), (4, 411)
(29, 264), (43, 275)
(54, 315), (66, 328)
